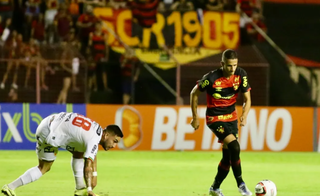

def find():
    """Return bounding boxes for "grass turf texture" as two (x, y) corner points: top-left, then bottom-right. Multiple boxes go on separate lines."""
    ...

(0, 151), (319, 196)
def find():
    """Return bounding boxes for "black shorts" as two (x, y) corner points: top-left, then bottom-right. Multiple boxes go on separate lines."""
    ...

(207, 120), (238, 143)
(122, 79), (132, 94)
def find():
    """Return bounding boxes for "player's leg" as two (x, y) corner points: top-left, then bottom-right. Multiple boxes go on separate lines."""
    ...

(211, 143), (231, 190)
(223, 133), (252, 195)
(71, 151), (87, 196)
(207, 123), (230, 196)
(24, 64), (31, 88)
(57, 76), (71, 104)
(2, 115), (57, 196)
(1, 61), (13, 89)
(11, 61), (19, 89)
(2, 146), (56, 196)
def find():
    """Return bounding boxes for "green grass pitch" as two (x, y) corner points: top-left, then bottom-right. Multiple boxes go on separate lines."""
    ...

(0, 151), (319, 196)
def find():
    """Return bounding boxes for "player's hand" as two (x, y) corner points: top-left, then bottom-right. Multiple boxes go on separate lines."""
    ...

(240, 116), (246, 126)
(191, 118), (200, 130)
(88, 191), (96, 196)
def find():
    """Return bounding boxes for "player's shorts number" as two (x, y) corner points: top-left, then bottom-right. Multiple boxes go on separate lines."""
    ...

(72, 116), (92, 131)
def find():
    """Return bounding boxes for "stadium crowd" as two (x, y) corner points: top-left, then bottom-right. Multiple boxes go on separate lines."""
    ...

(0, 0), (266, 104)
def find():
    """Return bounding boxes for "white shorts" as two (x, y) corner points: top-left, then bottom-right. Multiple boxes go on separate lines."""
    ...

(35, 115), (58, 161)
(72, 58), (80, 75)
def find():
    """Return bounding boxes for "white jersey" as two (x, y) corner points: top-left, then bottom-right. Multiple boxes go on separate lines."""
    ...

(45, 112), (102, 161)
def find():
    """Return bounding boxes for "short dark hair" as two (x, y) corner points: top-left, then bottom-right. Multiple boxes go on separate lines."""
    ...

(222, 49), (237, 61)
(105, 125), (123, 138)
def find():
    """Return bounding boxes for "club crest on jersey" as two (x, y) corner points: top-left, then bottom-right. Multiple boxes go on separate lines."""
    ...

(216, 126), (224, 134)
(215, 81), (222, 86)
(233, 76), (240, 90)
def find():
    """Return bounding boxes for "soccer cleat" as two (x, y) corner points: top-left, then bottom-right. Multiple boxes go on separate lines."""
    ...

(238, 182), (252, 196)
(209, 186), (224, 196)
(1, 184), (16, 196)
(74, 188), (87, 196)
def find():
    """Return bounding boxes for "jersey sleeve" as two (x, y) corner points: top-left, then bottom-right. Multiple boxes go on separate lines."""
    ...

(83, 127), (102, 161)
(84, 140), (99, 162)
(196, 73), (211, 92)
(240, 69), (251, 93)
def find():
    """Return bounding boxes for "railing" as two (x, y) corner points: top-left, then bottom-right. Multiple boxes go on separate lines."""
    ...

(0, 44), (88, 104)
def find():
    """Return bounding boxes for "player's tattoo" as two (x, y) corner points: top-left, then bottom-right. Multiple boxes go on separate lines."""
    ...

(84, 158), (93, 188)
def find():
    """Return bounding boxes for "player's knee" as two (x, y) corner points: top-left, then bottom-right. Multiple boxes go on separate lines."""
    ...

(38, 162), (53, 174)
(227, 140), (240, 158)
(38, 165), (50, 174)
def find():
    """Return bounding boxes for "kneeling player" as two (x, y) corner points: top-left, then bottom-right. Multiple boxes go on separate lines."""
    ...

(2, 112), (123, 196)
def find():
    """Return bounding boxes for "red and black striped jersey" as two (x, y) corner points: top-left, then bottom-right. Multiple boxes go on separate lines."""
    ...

(91, 32), (106, 61)
(196, 67), (251, 121)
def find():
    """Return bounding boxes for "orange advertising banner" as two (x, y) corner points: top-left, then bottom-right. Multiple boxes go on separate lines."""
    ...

(86, 105), (313, 152)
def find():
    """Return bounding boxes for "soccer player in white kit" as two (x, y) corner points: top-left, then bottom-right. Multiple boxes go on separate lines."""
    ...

(1, 112), (123, 196)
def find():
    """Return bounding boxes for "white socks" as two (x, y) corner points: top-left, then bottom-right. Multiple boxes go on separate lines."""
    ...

(71, 157), (86, 190)
(8, 166), (43, 190)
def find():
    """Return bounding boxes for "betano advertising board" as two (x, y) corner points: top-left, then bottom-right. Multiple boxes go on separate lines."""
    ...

(87, 105), (313, 152)
(0, 104), (314, 151)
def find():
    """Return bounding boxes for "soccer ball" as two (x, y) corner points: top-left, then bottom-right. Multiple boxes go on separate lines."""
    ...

(254, 180), (277, 196)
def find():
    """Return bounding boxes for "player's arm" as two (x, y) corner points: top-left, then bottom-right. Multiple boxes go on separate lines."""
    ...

(190, 85), (201, 119)
(240, 91), (251, 126)
(84, 158), (95, 195)
(190, 85), (201, 130)
(92, 155), (97, 189)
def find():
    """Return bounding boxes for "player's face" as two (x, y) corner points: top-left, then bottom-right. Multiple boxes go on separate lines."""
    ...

(221, 58), (238, 76)
(102, 133), (121, 151)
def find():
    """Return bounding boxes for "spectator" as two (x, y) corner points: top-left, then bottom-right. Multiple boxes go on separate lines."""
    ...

(31, 13), (46, 44)
(77, 4), (98, 55)
(0, 31), (20, 89)
(54, 4), (73, 42)
(86, 54), (97, 92)
(88, 22), (109, 91)
(120, 48), (140, 105)
(45, 0), (59, 28)
(130, 0), (160, 28)
(0, 0), (13, 22)
(23, 38), (49, 90)
(25, 0), (41, 17)
(236, 0), (256, 17)
(66, 28), (81, 91)
(56, 41), (77, 103)
(22, 14), (33, 42)
(205, 0), (223, 11)
(170, 0), (194, 11)
(68, 0), (80, 28)
(246, 8), (267, 42)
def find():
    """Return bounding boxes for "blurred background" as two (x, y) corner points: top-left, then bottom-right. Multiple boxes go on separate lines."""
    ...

(0, 0), (318, 107)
